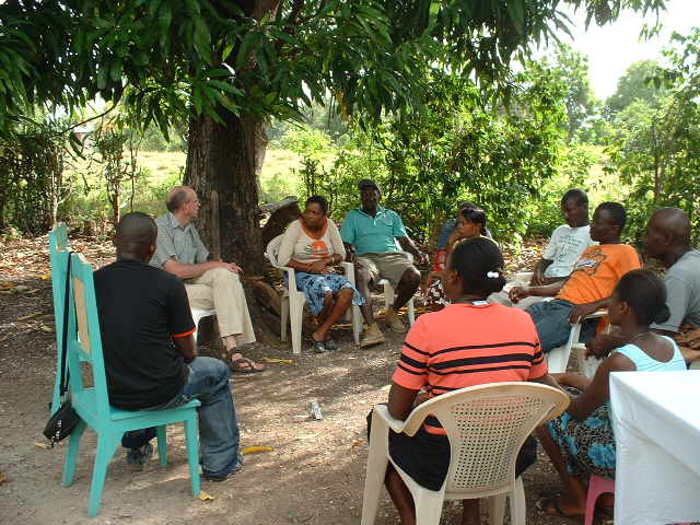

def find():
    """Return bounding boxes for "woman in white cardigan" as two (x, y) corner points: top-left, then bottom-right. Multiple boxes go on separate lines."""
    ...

(278, 195), (365, 353)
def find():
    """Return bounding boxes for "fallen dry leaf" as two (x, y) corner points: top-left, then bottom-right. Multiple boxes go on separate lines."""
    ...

(40, 274), (52, 280)
(260, 358), (293, 364)
(39, 325), (55, 334)
(0, 472), (7, 485)
(34, 441), (52, 450)
(350, 440), (366, 450)
(241, 445), (275, 455)
(17, 312), (42, 322)
(0, 335), (8, 343)
(198, 491), (214, 502)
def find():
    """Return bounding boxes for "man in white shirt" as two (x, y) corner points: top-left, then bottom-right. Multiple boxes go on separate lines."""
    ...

(491, 188), (595, 308)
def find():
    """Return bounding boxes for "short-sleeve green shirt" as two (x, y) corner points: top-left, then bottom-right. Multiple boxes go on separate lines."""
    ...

(340, 206), (407, 255)
(150, 213), (210, 269)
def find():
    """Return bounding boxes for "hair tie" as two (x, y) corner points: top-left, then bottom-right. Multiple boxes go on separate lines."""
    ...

(487, 271), (500, 278)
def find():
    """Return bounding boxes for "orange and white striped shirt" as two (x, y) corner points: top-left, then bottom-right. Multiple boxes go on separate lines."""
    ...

(392, 302), (548, 434)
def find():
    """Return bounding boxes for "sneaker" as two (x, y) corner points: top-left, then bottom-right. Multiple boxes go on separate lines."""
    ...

(360, 323), (385, 348)
(126, 443), (153, 470)
(385, 308), (407, 333)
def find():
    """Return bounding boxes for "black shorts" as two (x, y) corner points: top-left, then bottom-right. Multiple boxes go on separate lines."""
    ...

(367, 410), (537, 492)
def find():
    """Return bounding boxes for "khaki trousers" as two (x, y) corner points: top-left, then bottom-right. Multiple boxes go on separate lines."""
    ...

(186, 267), (256, 345)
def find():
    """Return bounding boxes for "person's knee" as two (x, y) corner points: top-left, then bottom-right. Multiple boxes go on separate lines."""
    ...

(338, 288), (354, 303)
(197, 355), (231, 382)
(207, 266), (240, 284)
(399, 267), (421, 290)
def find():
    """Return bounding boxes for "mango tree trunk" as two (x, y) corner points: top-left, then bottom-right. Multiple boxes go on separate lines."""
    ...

(184, 113), (265, 276)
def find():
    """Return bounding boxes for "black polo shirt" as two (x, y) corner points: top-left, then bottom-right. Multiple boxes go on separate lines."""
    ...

(94, 258), (195, 409)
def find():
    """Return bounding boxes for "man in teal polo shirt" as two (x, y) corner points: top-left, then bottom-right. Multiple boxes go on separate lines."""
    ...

(341, 179), (427, 346)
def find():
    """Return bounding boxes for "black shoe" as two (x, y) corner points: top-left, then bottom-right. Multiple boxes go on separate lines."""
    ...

(312, 340), (329, 354)
(324, 338), (338, 351)
(126, 443), (153, 470)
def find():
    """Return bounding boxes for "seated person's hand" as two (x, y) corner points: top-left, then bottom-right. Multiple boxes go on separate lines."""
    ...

(216, 261), (242, 274)
(418, 252), (429, 266)
(585, 333), (619, 359)
(509, 285), (529, 304)
(680, 345), (700, 363)
(530, 270), (544, 287)
(568, 303), (598, 324)
(678, 327), (700, 349)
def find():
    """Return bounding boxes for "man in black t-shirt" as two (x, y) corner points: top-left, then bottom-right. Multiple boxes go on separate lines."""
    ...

(94, 212), (243, 481)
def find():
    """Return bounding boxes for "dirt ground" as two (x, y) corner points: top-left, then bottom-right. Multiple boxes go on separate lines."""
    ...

(0, 235), (572, 525)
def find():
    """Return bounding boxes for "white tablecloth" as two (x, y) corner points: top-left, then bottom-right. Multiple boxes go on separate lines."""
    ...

(610, 371), (700, 524)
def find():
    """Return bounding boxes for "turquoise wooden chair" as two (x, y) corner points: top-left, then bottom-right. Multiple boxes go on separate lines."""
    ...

(49, 223), (71, 414)
(63, 252), (202, 516)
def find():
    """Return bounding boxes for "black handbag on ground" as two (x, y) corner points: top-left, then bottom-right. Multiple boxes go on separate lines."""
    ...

(43, 253), (82, 446)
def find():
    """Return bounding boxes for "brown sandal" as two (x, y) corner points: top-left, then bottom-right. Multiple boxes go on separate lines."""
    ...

(230, 357), (265, 374)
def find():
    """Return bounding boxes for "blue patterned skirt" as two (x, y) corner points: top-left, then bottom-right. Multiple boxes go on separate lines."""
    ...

(547, 387), (616, 479)
(285, 271), (365, 315)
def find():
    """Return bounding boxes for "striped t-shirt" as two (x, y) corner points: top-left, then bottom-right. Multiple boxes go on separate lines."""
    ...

(392, 302), (548, 434)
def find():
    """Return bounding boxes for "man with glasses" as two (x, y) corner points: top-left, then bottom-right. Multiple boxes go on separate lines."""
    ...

(151, 186), (264, 373)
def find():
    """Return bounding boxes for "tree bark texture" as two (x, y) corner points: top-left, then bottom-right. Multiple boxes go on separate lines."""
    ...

(185, 113), (265, 276)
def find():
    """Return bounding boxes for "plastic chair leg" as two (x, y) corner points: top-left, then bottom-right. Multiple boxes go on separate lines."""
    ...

(585, 475), (615, 525)
(509, 477), (526, 525)
(487, 493), (507, 525)
(361, 414), (391, 525)
(412, 487), (445, 525)
(88, 432), (121, 516)
(184, 416), (201, 497)
(156, 425), (168, 466)
(352, 304), (362, 345)
(384, 283), (395, 310)
(407, 298), (416, 326)
(280, 296), (289, 342)
(289, 298), (304, 354)
(63, 419), (87, 486)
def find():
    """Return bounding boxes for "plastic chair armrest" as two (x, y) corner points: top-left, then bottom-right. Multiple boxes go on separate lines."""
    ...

(573, 309), (609, 326)
(372, 405), (409, 434)
(273, 263), (298, 292)
(340, 261), (356, 286)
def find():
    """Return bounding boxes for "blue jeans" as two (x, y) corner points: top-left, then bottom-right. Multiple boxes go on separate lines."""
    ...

(526, 299), (576, 353)
(121, 356), (242, 478)
(526, 299), (599, 353)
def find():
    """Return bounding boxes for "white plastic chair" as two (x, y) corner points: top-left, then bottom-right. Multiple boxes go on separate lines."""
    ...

(347, 250), (417, 344)
(265, 235), (360, 354)
(547, 310), (609, 376)
(360, 382), (569, 525)
(190, 308), (216, 341)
